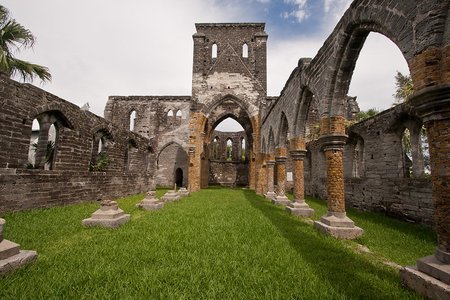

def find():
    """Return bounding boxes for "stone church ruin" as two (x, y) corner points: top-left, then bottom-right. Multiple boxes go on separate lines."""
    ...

(0, 0), (449, 297)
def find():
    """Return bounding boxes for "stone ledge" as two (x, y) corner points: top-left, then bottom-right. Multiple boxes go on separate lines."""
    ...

(0, 239), (20, 260)
(400, 266), (450, 300)
(0, 250), (37, 276)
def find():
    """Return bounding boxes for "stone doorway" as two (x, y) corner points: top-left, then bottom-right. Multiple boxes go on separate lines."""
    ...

(175, 168), (183, 188)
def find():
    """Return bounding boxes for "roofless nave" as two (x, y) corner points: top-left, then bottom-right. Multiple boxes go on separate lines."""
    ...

(0, 1), (449, 298)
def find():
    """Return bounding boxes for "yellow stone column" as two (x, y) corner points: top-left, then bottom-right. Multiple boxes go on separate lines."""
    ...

(400, 82), (450, 297)
(313, 118), (363, 239)
(286, 149), (314, 217)
(272, 147), (290, 206)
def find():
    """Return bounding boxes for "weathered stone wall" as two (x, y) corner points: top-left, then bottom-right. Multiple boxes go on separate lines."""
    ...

(209, 130), (249, 186)
(156, 142), (188, 188)
(0, 74), (153, 212)
(305, 103), (433, 226)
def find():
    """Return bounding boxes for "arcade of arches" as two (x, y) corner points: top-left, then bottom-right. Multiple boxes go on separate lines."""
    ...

(0, 1), (449, 297)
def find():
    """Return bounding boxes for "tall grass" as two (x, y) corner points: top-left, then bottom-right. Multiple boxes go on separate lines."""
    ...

(0, 188), (433, 299)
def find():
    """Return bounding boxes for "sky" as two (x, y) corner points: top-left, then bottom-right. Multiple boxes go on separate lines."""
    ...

(4, 0), (409, 131)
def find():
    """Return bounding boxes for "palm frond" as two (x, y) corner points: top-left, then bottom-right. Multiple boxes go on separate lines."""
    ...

(9, 57), (51, 82)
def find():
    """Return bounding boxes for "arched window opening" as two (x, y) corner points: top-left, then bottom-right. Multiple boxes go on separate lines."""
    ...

(166, 109), (174, 126)
(241, 137), (246, 161)
(226, 138), (233, 161)
(27, 119), (40, 168)
(212, 137), (219, 159)
(144, 146), (154, 173)
(129, 110), (136, 132)
(402, 128), (412, 178)
(242, 43), (248, 58)
(212, 43), (217, 58)
(176, 110), (182, 118)
(44, 124), (57, 170)
(90, 130), (111, 172)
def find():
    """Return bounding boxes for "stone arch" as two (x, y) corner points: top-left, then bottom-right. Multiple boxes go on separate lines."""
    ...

(294, 87), (319, 139)
(322, 0), (448, 117)
(268, 127), (275, 154)
(276, 112), (290, 148)
(31, 110), (73, 169)
(156, 141), (189, 187)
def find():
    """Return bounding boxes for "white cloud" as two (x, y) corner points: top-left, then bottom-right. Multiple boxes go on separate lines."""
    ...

(3, 0), (410, 119)
(283, 0), (310, 23)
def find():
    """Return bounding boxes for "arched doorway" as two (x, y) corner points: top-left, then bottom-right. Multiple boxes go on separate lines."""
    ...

(175, 168), (183, 188)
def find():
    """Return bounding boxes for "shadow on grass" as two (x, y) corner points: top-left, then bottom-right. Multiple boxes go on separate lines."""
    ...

(242, 189), (418, 299)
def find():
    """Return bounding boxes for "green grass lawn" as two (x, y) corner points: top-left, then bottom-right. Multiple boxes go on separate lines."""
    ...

(0, 188), (436, 299)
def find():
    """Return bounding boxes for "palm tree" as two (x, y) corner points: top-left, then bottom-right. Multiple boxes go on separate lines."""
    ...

(0, 5), (51, 82)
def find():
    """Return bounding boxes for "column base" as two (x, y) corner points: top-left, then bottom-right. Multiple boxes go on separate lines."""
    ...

(161, 191), (180, 202)
(314, 212), (363, 239)
(400, 263), (450, 300)
(272, 195), (290, 206)
(136, 199), (164, 211)
(0, 239), (37, 276)
(82, 202), (130, 228)
(286, 201), (314, 217)
(265, 191), (276, 200)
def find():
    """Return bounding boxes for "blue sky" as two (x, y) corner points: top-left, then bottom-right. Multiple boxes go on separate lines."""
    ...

(3, 0), (409, 131)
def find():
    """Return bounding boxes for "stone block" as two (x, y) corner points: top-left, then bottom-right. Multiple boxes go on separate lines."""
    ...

(0, 249), (38, 276)
(82, 200), (130, 228)
(161, 190), (180, 202)
(286, 201), (314, 217)
(265, 191), (276, 200)
(0, 218), (38, 276)
(400, 266), (450, 300)
(272, 195), (290, 206)
(417, 255), (450, 285)
(177, 188), (189, 197)
(314, 212), (363, 239)
(137, 191), (164, 211)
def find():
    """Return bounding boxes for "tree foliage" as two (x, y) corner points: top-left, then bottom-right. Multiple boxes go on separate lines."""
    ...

(0, 5), (51, 82)
(393, 71), (413, 104)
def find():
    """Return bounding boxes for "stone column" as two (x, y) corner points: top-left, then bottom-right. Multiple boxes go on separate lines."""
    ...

(265, 159), (276, 199)
(400, 84), (450, 298)
(272, 147), (290, 206)
(187, 146), (197, 192)
(34, 121), (50, 169)
(286, 149), (314, 217)
(313, 134), (363, 239)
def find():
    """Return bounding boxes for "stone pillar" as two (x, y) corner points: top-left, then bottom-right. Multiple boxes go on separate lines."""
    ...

(286, 149), (314, 217)
(187, 146), (197, 192)
(313, 134), (363, 239)
(400, 84), (450, 299)
(34, 121), (50, 169)
(265, 158), (276, 199)
(0, 218), (38, 275)
(272, 147), (290, 206)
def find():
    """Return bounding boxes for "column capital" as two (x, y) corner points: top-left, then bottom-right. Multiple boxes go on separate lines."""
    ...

(275, 147), (288, 158)
(409, 84), (450, 122)
(289, 137), (306, 151)
(188, 146), (196, 155)
(275, 156), (286, 163)
(290, 149), (307, 160)
(319, 134), (347, 152)
(266, 160), (276, 166)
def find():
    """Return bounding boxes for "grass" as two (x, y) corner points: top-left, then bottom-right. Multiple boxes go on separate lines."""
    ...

(0, 187), (436, 299)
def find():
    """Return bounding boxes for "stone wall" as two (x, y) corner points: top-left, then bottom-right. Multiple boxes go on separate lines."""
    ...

(0, 74), (153, 212)
(305, 103), (434, 226)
